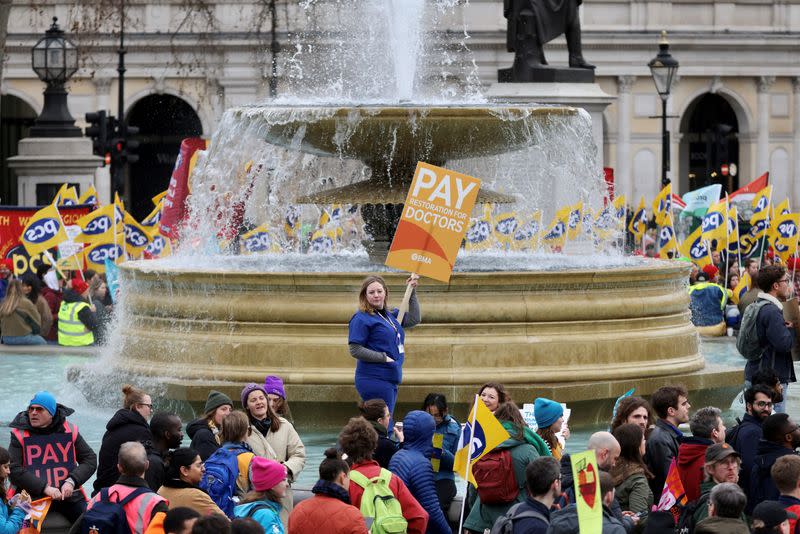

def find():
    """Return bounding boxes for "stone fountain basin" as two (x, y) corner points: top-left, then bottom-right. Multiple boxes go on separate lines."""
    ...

(108, 260), (726, 405)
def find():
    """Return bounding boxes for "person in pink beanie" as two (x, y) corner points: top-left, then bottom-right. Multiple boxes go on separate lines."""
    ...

(233, 456), (288, 533)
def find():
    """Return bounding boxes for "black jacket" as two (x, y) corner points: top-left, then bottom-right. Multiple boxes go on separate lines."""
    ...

(369, 420), (400, 469)
(748, 439), (798, 513)
(145, 447), (166, 491)
(745, 297), (796, 383)
(645, 419), (682, 498)
(8, 404), (97, 501)
(548, 503), (626, 534)
(187, 418), (220, 461)
(725, 412), (763, 493)
(93, 408), (153, 495)
(61, 288), (97, 331)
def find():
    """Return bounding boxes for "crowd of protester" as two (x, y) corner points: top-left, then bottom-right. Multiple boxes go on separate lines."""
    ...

(0, 263), (114, 347)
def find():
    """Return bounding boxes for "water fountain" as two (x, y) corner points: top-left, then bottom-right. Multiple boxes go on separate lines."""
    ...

(75, 0), (740, 421)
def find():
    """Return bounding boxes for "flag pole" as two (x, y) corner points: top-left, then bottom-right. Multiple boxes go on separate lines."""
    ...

(724, 195), (730, 289)
(757, 189), (774, 269)
(457, 394), (480, 534)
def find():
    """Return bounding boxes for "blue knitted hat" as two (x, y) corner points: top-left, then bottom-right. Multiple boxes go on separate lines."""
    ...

(534, 398), (563, 429)
(29, 391), (57, 416)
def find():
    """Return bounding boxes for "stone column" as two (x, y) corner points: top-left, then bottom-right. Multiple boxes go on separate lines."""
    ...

(793, 78), (800, 208)
(756, 76), (775, 176)
(616, 76), (635, 201)
(92, 77), (112, 113)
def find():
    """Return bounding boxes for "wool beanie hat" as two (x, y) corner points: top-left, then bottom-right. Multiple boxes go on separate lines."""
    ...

(204, 390), (233, 414)
(264, 375), (286, 399)
(71, 278), (89, 295)
(250, 457), (286, 491)
(534, 398), (563, 429)
(29, 391), (57, 416)
(241, 383), (268, 408)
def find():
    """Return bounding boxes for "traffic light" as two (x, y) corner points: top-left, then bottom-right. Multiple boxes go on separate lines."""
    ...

(125, 124), (140, 164)
(84, 110), (108, 161)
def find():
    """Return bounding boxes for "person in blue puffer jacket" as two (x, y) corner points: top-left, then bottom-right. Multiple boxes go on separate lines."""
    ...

(389, 410), (452, 534)
(422, 393), (460, 516)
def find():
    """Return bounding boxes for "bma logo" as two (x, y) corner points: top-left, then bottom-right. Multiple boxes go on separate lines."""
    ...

(702, 212), (723, 232)
(466, 220), (490, 244)
(84, 216), (111, 235)
(146, 236), (165, 256)
(244, 233), (271, 252)
(125, 226), (149, 248)
(460, 421), (486, 461)
(88, 244), (122, 264)
(24, 218), (60, 244)
(495, 217), (517, 236)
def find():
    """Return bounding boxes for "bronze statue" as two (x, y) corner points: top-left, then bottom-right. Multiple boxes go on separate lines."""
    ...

(503, 0), (595, 82)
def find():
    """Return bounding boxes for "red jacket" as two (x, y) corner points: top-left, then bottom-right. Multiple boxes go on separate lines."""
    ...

(40, 287), (62, 341)
(288, 493), (369, 534)
(347, 460), (428, 534)
(676, 438), (712, 502)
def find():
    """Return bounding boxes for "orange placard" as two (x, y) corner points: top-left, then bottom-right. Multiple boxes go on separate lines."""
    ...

(386, 162), (481, 283)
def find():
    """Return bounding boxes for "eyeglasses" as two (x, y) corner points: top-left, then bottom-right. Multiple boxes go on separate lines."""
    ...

(754, 401), (773, 408)
(779, 278), (791, 284)
(138, 403), (153, 409)
(27, 406), (46, 413)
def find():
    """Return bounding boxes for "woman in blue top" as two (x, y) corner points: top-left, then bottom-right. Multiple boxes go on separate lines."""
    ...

(0, 447), (27, 534)
(348, 274), (421, 420)
(233, 456), (287, 534)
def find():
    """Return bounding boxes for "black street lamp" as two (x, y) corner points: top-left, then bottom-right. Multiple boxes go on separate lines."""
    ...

(29, 17), (82, 137)
(648, 31), (679, 187)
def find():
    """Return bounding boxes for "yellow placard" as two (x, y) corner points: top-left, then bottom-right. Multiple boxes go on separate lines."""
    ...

(385, 162), (481, 283)
(570, 450), (602, 533)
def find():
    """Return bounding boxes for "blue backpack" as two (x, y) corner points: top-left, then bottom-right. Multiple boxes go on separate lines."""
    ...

(200, 444), (251, 517)
(81, 486), (152, 534)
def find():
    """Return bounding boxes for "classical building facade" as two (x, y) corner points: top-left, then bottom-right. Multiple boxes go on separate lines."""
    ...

(3, 0), (799, 215)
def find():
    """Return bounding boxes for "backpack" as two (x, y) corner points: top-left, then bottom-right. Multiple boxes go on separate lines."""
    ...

(675, 492), (710, 534)
(736, 300), (771, 361)
(489, 501), (548, 534)
(472, 448), (519, 505)
(81, 486), (152, 534)
(199, 445), (248, 517)
(349, 468), (408, 534)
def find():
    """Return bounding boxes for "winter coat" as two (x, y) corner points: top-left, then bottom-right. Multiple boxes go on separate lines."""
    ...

(694, 516), (751, 534)
(688, 282), (726, 326)
(388, 411), (451, 534)
(235, 499), (284, 534)
(433, 415), (460, 481)
(33, 295), (52, 339)
(778, 495), (800, 534)
(40, 286), (62, 341)
(644, 419), (682, 498)
(745, 295), (796, 383)
(511, 497), (550, 534)
(559, 454), (633, 532)
(611, 460), (653, 514)
(348, 460), (428, 534)
(369, 420), (400, 469)
(8, 403), (97, 502)
(94, 408), (154, 495)
(547, 504), (626, 534)
(0, 499), (26, 534)
(0, 297), (41, 337)
(288, 480), (368, 534)
(186, 417), (221, 461)
(464, 423), (544, 533)
(749, 439), (799, 513)
(246, 416), (306, 527)
(726, 412), (763, 493)
(157, 479), (225, 516)
(676, 436), (713, 501)
(145, 447), (165, 491)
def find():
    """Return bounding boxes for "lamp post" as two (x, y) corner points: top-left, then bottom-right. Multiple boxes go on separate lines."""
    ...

(29, 17), (81, 138)
(648, 31), (679, 187)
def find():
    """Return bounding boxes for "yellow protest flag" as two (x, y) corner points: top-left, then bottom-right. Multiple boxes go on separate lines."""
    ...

(542, 211), (567, 249)
(73, 204), (121, 244)
(680, 225), (711, 268)
(19, 497), (52, 533)
(657, 216), (679, 259)
(152, 190), (168, 206)
(493, 211), (518, 248)
(141, 201), (163, 229)
(628, 197), (647, 239)
(566, 202), (583, 240)
(772, 212), (800, 249)
(56, 252), (85, 273)
(571, 450), (603, 534)
(512, 212), (542, 251)
(652, 183), (672, 226)
(732, 271), (751, 305)
(751, 185), (773, 224)
(123, 212), (154, 256)
(19, 203), (69, 256)
(700, 201), (727, 249)
(54, 184), (79, 206)
(727, 205), (740, 254)
(78, 185), (100, 207)
(241, 224), (279, 254)
(465, 204), (495, 252)
(144, 229), (172, 258)
(452, 396), (511, 486)
(774, 199), (791, 218)
(84, 238), (125, 273)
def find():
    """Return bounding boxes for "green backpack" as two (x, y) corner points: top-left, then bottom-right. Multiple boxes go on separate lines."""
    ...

(349, 468), (408, 534)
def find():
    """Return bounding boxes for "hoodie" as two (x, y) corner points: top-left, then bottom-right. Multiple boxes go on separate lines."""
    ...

(749, 439), (798, 513)
(676, 436), (713, 501)
(187, 417), (221, 461)
(93, 408), (153, 495)
(388, 411), (451, 534)
(234, 500), (284, 534)
(61, 288), (97, 331)
(8, 404), (97, 501)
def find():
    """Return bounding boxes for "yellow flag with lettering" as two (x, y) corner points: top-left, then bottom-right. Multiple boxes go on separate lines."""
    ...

(452, 396), (510, 486)
(55, 184), (79, 207)
(571, 450), (603, 534)
(680, 226), (712, 268)
(628, 197), (647, 239)
(19, 203), (68, 255)
(652, 183), (672, 226)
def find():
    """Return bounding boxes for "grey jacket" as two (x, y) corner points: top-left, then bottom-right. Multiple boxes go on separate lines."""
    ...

(546, 504), (626, 534)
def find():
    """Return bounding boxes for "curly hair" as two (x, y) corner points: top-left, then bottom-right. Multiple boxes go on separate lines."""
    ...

(610, 396), (652, 432)
(339, 417), (379, 464)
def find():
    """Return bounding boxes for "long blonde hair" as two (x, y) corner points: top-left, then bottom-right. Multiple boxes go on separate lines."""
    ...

(0, 280), (23, 318)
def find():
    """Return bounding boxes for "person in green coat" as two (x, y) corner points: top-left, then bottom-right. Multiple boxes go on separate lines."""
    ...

(611, 423), (654, 514)
(463, 401), (550, 533)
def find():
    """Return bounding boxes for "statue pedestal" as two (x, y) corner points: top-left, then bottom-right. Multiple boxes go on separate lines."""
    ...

(8, 137), (103, 205)
(486, 82), (615, 167)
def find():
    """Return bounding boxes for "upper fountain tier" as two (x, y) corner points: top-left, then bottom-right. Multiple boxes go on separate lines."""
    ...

(234, 104), (578, 204)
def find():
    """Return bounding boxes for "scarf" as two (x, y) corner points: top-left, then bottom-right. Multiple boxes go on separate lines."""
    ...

(311, 479), (351, 504)
(251, 417), (272, 437)
(162, 478), (196, 489)
(369, 420), (388, 437)
(500, 421), (552, 457)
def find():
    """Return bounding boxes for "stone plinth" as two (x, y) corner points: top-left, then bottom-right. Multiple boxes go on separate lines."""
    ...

(485, 83), (615, 167)
(8, 137), (103, 205)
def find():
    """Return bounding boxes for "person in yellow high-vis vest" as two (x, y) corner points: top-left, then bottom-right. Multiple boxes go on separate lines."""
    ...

(57, 278), (96, 346)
